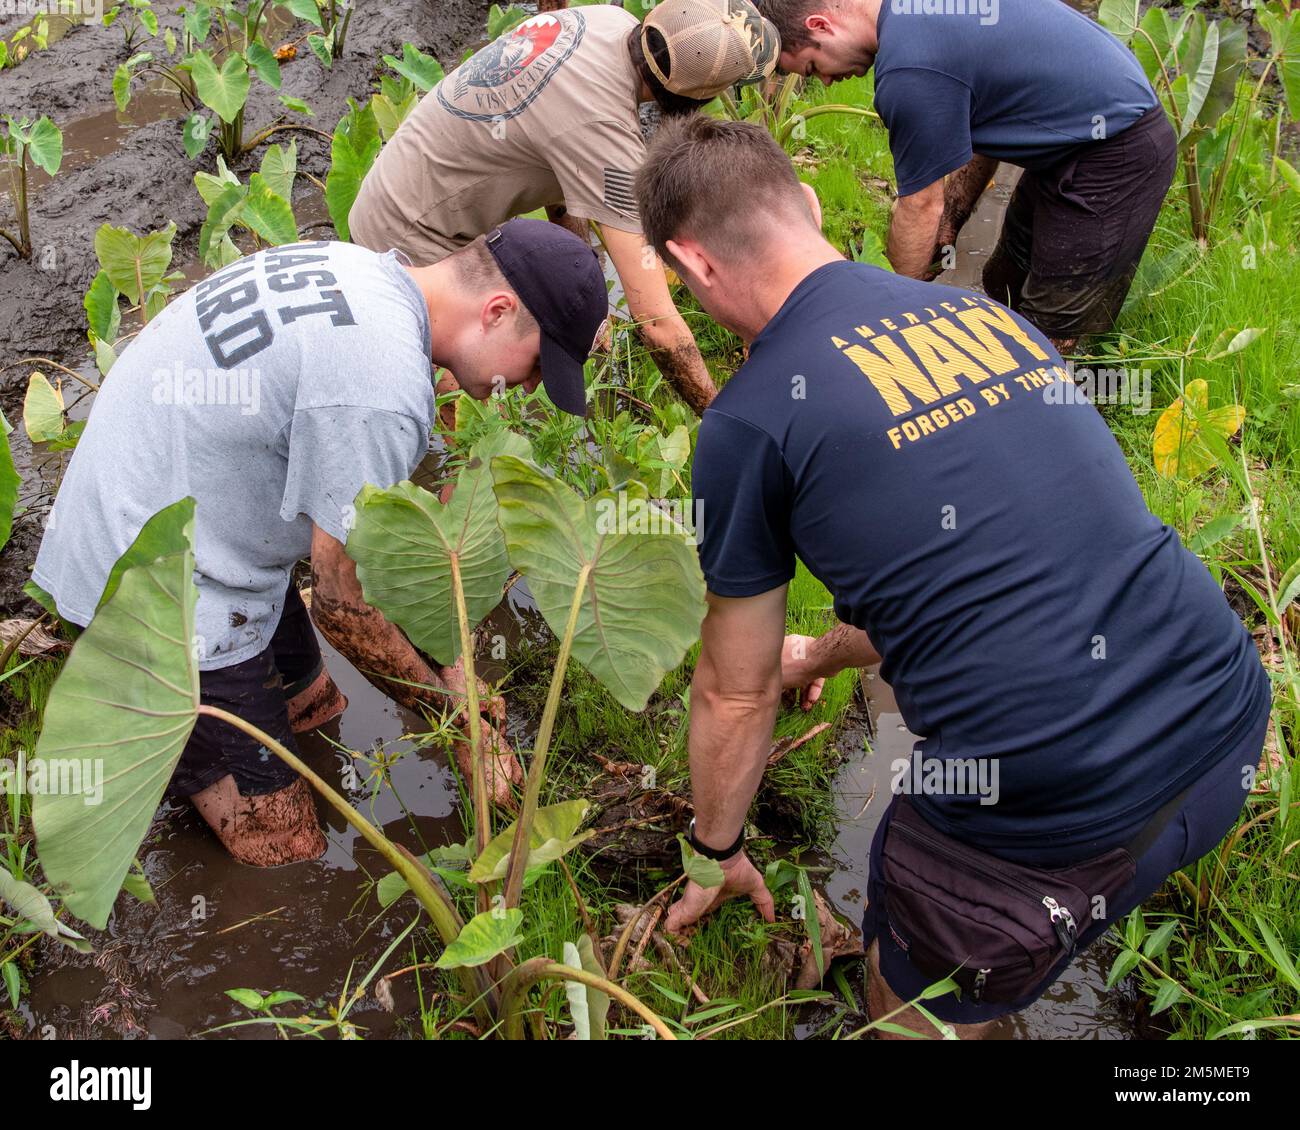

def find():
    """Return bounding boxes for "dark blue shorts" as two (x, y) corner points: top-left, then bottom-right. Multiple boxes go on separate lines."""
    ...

(168, 585), (321, 799)
(861, 708), (1269, 1024)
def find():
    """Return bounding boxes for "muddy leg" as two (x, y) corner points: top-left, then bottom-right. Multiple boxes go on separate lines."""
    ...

(285, 666), (348, 733)
(865, 940), (994, 1041)
(190, 774), (327, 867)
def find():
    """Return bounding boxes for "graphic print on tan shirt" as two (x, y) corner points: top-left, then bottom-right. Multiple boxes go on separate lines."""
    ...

(349, 5), (646, 265)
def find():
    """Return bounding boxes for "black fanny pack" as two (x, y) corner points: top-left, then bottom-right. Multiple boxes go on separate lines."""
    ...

(878, 788), (1186, 1004)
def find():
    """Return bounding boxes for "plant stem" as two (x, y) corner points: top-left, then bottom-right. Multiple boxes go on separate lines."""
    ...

(449, 553), (491, 920)
(498, 957), (675, 1041)
(502, 565), (590, 909)
(240, 123), (335, 151)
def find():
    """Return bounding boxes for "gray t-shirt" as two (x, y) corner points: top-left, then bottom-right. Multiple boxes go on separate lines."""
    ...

(33, 240), (436, 671)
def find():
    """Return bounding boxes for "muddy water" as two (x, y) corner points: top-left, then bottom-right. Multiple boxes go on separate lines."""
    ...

(818, 669), (1139, 1040)
(21, 626), (466, 1039)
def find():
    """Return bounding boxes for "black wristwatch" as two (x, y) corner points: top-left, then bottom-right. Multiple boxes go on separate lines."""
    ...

(688, 817), (744, 861)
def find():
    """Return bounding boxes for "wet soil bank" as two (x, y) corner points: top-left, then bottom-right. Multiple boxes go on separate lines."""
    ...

(0, 0), (491, 372)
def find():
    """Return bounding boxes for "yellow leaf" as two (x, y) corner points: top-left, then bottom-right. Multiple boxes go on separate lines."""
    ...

(1152, 379), (1245, 479)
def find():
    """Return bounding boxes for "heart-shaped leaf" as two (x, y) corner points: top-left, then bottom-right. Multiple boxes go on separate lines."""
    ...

(491, 457), (707, 710)
(258, 140), (297, 201)
(1153, 379), (1245, 478)
(242, 172), (298, 246)
(83, 269), (121, 345)
(33, 498), (199, 929)
(93, 221), (177, 305)
(23, 371), (64, 443)
(190, 49), (250, 124)
(468, 798), (594, 883)
(435, 908), (524, 969)
(347, 431), (530, 666)
(383, 42), (444, 92)
(26, 116), (62, 176)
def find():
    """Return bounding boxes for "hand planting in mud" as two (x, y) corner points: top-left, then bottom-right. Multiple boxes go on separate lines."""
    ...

(436, 655), (524, 809)
(663, 850), (775, 935)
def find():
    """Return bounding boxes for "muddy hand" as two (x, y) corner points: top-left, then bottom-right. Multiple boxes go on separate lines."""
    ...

(781, 633), (826, 712)
(664, 850), (775, 935)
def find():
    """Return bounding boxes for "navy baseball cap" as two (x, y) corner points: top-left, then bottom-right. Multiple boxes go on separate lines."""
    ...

(484, 218), (607, 416)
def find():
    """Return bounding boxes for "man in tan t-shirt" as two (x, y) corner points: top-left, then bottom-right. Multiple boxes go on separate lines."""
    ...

(349, 0), (779, 415)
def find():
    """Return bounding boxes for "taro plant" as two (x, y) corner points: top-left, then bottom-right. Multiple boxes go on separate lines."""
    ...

(0, 13), (50, 69)
(716, 73), (879, 153)
(116, 0), (325, 162)
(0, 116), (62, 260)
(85, 221), (182, 371)
(278, 0), (354, 66)
(1096, 0), (1293, 244)
(103, 0), (159, 53)
(30, 431), (708, 1038)
(370, 43), (445, 140)
(325, 98), (380, 240)
(195, 142), (300, 267)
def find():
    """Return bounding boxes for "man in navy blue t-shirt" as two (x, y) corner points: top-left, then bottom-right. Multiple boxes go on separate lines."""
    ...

(635, 116), (1269, 1035)
(757, 0), (1178, 351)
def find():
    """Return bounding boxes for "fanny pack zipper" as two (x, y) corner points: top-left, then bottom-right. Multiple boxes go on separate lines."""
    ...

(893, 818), (1079, 954)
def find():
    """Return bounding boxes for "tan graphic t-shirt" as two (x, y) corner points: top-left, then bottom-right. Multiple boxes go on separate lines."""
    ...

(350, 5), (646, 264)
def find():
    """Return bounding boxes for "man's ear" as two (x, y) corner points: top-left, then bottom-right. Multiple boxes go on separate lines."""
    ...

(481, 291), (516, 331)
(665, 237), (712, 290)
(800, 182), (824, 230)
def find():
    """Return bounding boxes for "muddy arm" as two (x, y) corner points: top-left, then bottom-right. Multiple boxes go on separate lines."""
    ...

(886, 177), (947, 280)
(308, 524), (445, 715)
(601, 223), (718, 416)
(938, 154), (999, 248)
(799, 623), (881, 681)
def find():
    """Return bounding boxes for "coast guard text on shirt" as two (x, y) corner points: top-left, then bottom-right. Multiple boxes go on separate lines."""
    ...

(49, 1061), (151, 1110)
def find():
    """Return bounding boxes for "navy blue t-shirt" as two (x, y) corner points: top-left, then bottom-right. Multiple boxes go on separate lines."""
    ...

(693, 260), (1269, 849)
(873, 0), (1159, 194)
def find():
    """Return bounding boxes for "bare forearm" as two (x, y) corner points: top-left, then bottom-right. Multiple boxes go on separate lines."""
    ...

(887, 199), (944, 279)
(636, 317), (717, 416)
(939, 155), (998, 245)
(687, 664), (781, 849)
(310, 575), (441, 714)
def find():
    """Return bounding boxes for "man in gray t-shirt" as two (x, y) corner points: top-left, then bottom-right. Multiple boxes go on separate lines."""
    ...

(34, 221), (607, 865)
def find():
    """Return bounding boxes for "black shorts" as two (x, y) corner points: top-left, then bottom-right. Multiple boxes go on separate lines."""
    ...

(862, 706), (1269, 1025)
(169, 584), (322, 799)
(982, 105), (1178, 340)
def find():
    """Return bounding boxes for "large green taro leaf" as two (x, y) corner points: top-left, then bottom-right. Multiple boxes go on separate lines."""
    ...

(490, 457), (706, 711)
(346, 431), (531, 666)
(33, 499), (199, 929)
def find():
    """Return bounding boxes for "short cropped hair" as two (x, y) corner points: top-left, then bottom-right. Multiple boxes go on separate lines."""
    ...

(449, 236), (538, 336)
(755, 0), (833, 52)
(635, 115), (814, 273)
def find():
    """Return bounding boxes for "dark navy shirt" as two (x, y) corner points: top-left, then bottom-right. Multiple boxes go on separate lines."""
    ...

(693, 261), (1270, 849)
(873, 0), (1159, 194)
